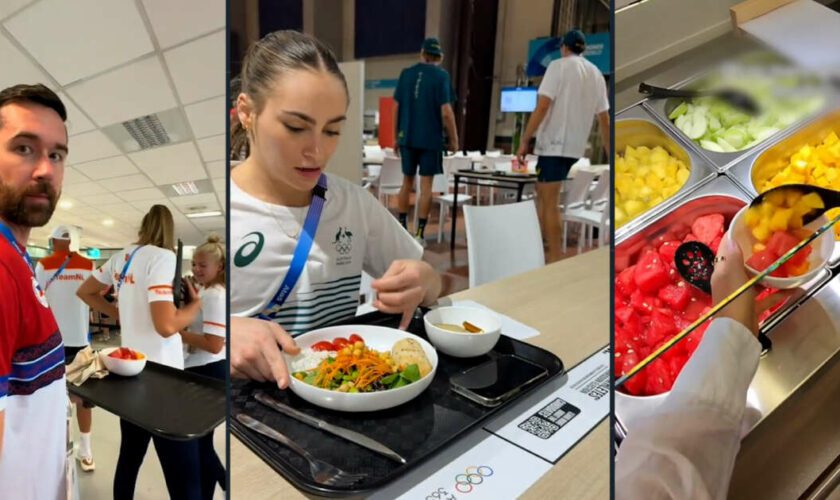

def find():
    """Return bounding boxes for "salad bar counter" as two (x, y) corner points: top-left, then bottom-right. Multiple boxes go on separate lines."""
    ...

(615, 50), (840, 499)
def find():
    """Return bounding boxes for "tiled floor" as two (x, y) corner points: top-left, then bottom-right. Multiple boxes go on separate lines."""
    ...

(73, 333), (226, 499)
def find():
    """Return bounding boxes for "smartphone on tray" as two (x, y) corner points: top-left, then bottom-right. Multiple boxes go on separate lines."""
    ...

(449, 354), (549, 407)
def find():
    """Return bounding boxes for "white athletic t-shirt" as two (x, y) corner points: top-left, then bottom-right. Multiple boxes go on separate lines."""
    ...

(535, 55), (610, 158)
(230, 173), (422, 336)
(184, 284), (226, 368)
(93, 245), (184, 369)
(35, 251), (93, 347)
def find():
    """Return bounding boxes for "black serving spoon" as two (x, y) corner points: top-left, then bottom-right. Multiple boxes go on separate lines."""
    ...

(674, 241), (715, 294)
(750, 184), (840, 225)
(639, 82), (761, 115)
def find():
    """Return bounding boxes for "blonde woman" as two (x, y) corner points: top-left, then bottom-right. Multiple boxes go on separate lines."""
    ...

(77, 204), (202, 500)
(180, 234), (226, 498)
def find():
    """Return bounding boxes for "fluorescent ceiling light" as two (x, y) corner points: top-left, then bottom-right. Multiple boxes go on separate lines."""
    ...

(186, 211), (222, 219)
(171, 181), (199, 196)
(102, 219), (114, 226)
(59, 200), (73, 209)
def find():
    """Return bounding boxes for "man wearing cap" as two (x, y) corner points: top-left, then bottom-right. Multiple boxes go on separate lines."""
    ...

(516, 29), (610, 261)
(0, 83), (70, 498)
(394, 37), (459, 244)
(35, 225), (97, 472)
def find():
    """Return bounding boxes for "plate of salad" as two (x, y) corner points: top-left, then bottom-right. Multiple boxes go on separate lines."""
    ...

(284, 325), (438, 412)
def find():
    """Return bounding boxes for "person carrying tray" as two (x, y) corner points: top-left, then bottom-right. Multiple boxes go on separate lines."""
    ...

(77, 205), (203, 500)
(228, 30), (442, 388)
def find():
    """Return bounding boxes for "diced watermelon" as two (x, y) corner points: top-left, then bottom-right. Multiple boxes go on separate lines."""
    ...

(683, 299), (710, 322)
(630, 290), (655, 314)
(647, 309), (677, 346)
(709, 235), (723, 254)
(615, 266), (636, 298)
(746, 248), (788, 277)
(658, 283), (691, 310)
(766, 231), (799, 259)
(615, 306), (643, 338)
(658, 240), (681, 264)
(691, 214), (725, 245)
(644, 359), (673, 395)
(634, 252), (671, 293)
(683, 233), (699, 243)
(619, 351), (646, 396)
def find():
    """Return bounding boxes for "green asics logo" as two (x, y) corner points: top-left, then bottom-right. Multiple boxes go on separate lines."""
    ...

(235, 231), (264, 267)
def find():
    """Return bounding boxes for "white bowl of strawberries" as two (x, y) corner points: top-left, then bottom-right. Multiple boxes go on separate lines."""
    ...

(100, 347), (147, 376)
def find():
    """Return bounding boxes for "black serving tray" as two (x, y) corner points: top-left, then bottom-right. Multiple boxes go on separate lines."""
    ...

(230, 309), (564, 497)
(68, 361), (225, 440)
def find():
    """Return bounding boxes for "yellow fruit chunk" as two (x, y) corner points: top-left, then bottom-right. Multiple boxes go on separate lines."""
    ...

(753, 242), (767, 253)
(768, 208), (793, 231)
(801, 192), (825, 209)
(614, 145), (691, 228)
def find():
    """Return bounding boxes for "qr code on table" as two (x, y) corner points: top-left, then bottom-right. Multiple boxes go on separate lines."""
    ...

(517, 398), (580, 439)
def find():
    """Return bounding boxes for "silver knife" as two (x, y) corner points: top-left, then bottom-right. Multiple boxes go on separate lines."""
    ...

(254, 391), (407, 464)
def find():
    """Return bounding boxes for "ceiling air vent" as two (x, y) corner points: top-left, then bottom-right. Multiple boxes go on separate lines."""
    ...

(102, 107), (192, 153)
(123, 114), (170, 149)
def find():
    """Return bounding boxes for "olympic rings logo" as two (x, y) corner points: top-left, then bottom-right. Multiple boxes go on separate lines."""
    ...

(454, 465), (494, 494)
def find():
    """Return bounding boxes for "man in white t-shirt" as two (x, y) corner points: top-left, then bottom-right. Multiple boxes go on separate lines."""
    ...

(35, 225), (96, 472)
(516, 30), (610, 261)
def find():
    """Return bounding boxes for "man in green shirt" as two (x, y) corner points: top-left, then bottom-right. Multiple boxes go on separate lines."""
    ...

(394, 37), (459, 244)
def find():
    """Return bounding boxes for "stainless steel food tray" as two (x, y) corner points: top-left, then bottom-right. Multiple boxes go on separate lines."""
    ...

(727, 107), (840, 267)
(615, 104), (717, 240)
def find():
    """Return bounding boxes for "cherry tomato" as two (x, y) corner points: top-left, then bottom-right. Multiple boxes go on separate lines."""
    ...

(348, 334), (364, 344)
(332, 337), (351, 349)
(311, 341), (336, 352)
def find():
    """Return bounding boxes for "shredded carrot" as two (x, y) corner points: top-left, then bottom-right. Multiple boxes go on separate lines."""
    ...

(312, 349), (394, 391)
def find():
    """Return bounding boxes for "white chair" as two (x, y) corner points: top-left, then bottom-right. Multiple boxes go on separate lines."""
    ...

(560, 170), (597, 252)
(378, 157), (404, 207)
(565, 190), (611, 249)
(587, 172), (610, 209)
(432, 171), (473, 243)
(464, 201), (545, 287)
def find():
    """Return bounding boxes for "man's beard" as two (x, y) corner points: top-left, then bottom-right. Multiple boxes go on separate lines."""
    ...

(0, 179), (59, 228)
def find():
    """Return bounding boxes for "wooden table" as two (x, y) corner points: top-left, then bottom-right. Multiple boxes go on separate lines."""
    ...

(230, 248), (610, 499)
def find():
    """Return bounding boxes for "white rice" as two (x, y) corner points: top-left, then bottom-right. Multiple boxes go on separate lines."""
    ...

(288, 348), (337, 373)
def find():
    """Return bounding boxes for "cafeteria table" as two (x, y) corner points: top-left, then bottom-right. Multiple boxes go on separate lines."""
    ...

(230, 247), (610, 499)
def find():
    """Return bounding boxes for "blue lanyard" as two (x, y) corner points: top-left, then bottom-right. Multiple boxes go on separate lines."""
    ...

(258, 174), (328, 320)
(0, 222), (37, 279)
(116, 246), (143, 293)
(44, 254), (73, 291)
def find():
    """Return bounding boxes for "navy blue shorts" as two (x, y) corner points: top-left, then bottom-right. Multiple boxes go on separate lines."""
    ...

(536, 156), (577, 182)
(400, 147), (443, 177)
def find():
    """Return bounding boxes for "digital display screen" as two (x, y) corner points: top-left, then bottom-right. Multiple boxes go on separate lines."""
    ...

(500, 87), (537, 112)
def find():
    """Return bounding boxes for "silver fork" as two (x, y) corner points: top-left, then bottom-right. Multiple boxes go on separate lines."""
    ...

(236, 413), (367, 487)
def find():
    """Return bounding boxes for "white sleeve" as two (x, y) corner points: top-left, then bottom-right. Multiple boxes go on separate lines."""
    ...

(34, 262), (46, 289)
(537, 61), (561, 100)
(361, 191), (423, 278)
(92, 253), (117, 286)
(201, 288), (226, 337)
(595, 72), (609, 114)
(615, 318), (760, 500)
(146, 251), (175, 303)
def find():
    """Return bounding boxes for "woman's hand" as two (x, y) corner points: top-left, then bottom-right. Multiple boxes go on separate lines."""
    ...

(371, 260), (442, 329)
(711, 235), (757, 335)
(183, 277), (201, 307)
(230, 316), (301, 389)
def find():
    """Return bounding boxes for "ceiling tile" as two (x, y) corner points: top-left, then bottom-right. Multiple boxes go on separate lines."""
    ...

(99, 174), (154, 192)
(65, 56), (178, 126)
(170, 193), (219, 211)
(189, 216), (225, 229)
(196, 134), (225, 162)
(141, 0), (225, 49)
(205, 160), (226, 180)
(82, 193), (124, 205)
(73, 156), (138, 180)
(211, 177), (225, 193)
(118, 187), (165, 202)
(0, 32), (52, 90)
(5, 0), (153, 85)
(63, 181), (107, 196)
(163, 30), (225, 104)
(66, 131), (120, 165)
(58, 93), (96, 136)
(0, 0), (35, 21)
(129, 142), (206, 184)
(61, 167), (91, 186)
(184, 96), (225, 138)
